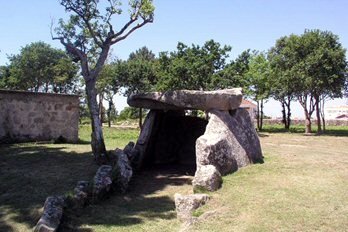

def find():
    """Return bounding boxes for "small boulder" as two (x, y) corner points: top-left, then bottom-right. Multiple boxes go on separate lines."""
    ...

(92, 165), (113, 202)
(192, 165), (222, 192)
(34, 196), (65, 232)
(123, 141), (135, 158)
(72, 181), (90, 207)
(174, 193), (210, 221)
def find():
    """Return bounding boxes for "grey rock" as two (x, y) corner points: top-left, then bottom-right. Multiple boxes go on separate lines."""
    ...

(34, 196), (65, 232)
(196, 108), (263, 175)
(92, 165), (113, 202)
(127, 88), (243, 111)
(72, 181), (90, 207)
(174, 193), (210, 221)
(130, 110), (157, 169)
(192, 165), (222, 192)
(123, 141), (135, 158)
(111, 149), (133, 193)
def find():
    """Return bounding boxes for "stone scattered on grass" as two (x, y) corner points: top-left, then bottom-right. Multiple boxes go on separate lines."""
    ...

(174, 193), (210, 221)
(72, 180), (90, 208)
(34, 196), (65, 232)
(92, 165), (113, 202)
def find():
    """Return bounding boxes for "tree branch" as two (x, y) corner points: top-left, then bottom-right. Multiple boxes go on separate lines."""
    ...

(111, 18), (152, 45)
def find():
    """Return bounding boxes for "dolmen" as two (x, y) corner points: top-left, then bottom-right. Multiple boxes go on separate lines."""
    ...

(127, 88), (263, 192)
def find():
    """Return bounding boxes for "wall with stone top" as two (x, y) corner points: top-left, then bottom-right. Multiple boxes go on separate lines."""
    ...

(0, 90), (79, 143)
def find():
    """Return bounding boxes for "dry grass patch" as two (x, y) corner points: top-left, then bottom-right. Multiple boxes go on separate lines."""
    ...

(188, 133), (348, 232)
(1, 126), (348, 232)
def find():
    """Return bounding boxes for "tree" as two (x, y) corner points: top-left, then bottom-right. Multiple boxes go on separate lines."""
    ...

(268, 37), (297, 130)
(0, 65), (10, 89)
(269, 30), (346, 133)
(214, 49), (252, 90)
(245, 52), (271, 131)
(156, 40), (231, 91)
(53, 0), (155, 163)
(121, 46), (156, 128)
(4, 42), (79, 93)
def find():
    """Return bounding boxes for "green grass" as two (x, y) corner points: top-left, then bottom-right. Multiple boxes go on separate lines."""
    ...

(1, 125), (348, 231)
(79, 125), (140, 150)
(261, 124), (348, 136)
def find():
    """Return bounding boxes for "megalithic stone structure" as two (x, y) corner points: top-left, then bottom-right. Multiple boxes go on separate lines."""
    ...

(127, 88), (263, 192)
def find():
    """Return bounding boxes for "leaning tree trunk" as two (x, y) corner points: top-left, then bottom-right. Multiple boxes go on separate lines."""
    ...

(86, 79), (108, 164)
(98, 93), (104, 126)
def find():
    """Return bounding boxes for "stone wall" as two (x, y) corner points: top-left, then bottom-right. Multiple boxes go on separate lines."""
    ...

(0, 90), (79, 143)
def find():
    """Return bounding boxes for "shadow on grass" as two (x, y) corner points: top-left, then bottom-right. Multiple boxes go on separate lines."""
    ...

(0, 144), (98, 231)
(61, 165), (193, 231)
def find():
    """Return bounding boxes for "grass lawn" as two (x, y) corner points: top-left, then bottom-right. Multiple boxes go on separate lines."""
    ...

(0, 125), (347, 231)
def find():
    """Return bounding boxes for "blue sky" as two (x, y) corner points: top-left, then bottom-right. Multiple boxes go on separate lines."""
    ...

(0, 0), (347, 117)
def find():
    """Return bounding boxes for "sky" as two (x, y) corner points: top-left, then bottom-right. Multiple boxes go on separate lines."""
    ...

(0, 0), (347, 118)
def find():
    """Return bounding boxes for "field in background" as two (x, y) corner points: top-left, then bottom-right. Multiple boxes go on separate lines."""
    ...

(0, 125), (347, 231)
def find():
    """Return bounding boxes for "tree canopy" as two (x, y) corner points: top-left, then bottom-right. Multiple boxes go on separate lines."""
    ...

(156, 40), (231, 91)
(1, 41), (79, 93)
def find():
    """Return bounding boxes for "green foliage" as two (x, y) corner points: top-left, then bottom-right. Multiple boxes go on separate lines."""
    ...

(268, 30), (347, 133)
(3, 41), (79, 93)
(118, 106), (141, 120)
(0, 65), (10, 89)
(245, 52), (271, 100)
(214, 49), (252, 90)
(156, 40), (231, 91)
(120, 46), (157, 96)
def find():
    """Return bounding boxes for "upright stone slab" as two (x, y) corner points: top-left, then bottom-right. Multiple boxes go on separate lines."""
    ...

(196, 108), (263, 176)
(129, 110), (157, 169)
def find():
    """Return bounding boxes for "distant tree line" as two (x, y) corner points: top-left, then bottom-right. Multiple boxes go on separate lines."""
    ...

(1, 30), (347, 135)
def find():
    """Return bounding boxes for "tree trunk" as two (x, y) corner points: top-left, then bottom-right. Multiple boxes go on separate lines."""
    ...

(281, 101), (287, 129)
(260, 99), (264, 131)
(286, 97), (292, 130)
(139, 107), (143, 130)
(86, 79), (108, 164)
(256, 100), (260, 131)
(321, 100), (326, 132)
(304, 108), (312, 134)
(98, 93), (104, 126)
(315, 95), (322, 134)
(107, 100), (112, 128)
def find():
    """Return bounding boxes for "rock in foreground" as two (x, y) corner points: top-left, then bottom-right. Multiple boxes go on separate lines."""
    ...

(174, 193), (210, 221)
(34, 196), (65, 232)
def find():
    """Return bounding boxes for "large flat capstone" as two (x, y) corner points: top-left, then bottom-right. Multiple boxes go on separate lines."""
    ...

(127, 88), (243, 111)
